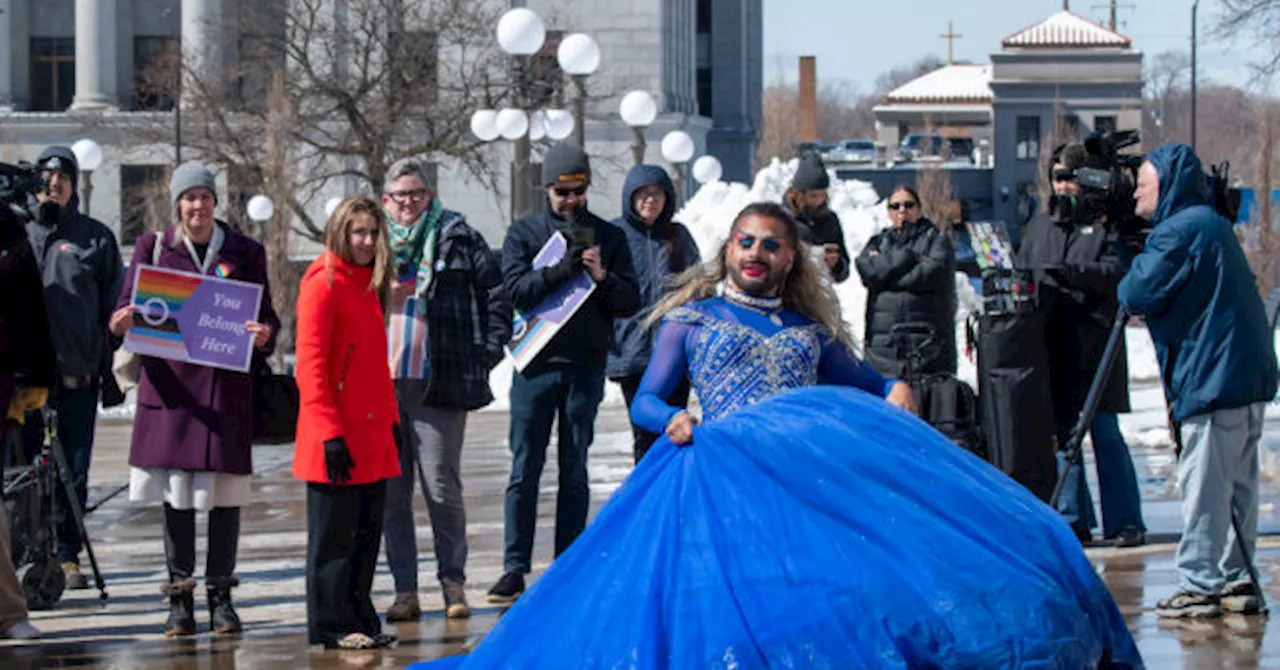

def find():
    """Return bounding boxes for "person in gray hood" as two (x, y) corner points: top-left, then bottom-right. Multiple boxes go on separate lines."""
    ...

(20, 145), (124, 590)
(607, 164), (700, 463)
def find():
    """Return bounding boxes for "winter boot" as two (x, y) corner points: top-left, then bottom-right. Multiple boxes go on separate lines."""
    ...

(160, 578), (198, 637)
(207, 576), (243, 635)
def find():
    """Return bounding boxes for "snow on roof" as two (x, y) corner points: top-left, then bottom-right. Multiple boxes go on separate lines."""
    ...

(885, 64), (993, 104)
(1002, 10), (1131, 48)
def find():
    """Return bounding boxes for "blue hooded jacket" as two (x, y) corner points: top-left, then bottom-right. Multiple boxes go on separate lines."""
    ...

(1117, 143), (1278, 421)
(606, 165), (701, 379)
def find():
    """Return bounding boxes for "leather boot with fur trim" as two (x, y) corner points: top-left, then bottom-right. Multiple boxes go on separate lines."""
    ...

(206, 576), (243, 635)
(160, 578), (198, 637)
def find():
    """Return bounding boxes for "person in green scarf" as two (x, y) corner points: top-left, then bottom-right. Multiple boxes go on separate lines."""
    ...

(378, 157), (512, 623)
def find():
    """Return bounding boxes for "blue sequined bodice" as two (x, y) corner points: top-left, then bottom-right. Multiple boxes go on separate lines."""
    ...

(666, 306), (823, 422)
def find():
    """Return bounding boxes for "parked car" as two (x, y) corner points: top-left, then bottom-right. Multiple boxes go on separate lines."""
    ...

(794, 141), (830, 158)
(827, 139), (877, 164)
(898, 134), (944, 162)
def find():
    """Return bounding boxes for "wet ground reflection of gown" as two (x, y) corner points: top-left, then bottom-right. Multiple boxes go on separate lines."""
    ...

(414, 300), (1143, 669)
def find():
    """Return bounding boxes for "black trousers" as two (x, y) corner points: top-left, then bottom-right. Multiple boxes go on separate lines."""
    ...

(306, 480), (386, 645)
(616, 374), (691, 464)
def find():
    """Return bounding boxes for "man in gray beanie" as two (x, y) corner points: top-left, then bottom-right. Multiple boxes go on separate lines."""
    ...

(489, 141), (639, 603)
(21, 145), (124, 590)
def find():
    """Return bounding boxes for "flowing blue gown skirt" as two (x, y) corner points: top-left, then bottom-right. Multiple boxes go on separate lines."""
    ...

(414, 386), (1142, 669)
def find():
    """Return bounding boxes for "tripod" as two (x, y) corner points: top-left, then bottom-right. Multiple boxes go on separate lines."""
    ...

(1051, 309), (1266, 612)
(2, 406), (108, 607)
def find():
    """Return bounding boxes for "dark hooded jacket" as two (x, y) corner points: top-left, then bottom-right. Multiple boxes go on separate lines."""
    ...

(1118, 143), (1278, 421)
(606, 165), (701, 379)
(855, 218), (956, 377)
(1017, 211), (1131, 427)
(786, 199), (851, 283)
(26, 146), (125, 379)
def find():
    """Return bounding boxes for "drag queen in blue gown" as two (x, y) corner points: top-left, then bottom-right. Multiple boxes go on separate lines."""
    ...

(415, 202), (1142, 669)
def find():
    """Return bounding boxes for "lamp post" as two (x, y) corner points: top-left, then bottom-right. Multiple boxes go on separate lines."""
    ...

(660, 130), (695, 207)
(496, 8), (547, 220)
(1190, 0), (1199, 150)
(557, 33), (600, 148)
(70, 138), (103, 216)
(619, 91), (657, 165)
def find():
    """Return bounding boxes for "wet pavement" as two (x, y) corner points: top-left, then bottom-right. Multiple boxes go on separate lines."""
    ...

(3, 399), (1280, 668)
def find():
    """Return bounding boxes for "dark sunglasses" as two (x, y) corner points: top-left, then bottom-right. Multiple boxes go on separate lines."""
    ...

(1051, 169), (1076, 183)
(554, 185), (589, 197)
(887, 201), (918, 211)
(735, 233), (785, 252)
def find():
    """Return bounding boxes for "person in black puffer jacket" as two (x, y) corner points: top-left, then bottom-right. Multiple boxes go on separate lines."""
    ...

(785, 154), (851, 282)
(856, 184), (956, 378)
(607, 164), (701, 463)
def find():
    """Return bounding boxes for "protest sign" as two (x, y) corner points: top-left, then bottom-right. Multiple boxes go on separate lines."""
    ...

(507, 231), (596, 372)
(125, 265), (263, 373)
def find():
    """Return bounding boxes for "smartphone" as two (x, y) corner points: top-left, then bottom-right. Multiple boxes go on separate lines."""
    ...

(570, 227), (595, 248)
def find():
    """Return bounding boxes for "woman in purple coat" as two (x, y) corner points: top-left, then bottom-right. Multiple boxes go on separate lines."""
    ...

(108, 162), (279, 637)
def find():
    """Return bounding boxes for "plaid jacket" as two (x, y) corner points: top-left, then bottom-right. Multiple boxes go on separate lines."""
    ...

(411, 215), (511, 411)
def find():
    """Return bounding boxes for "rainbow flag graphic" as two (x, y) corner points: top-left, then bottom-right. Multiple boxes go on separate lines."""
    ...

(130, 266), (204, 361)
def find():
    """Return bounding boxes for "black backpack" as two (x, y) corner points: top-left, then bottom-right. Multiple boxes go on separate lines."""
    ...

(911, 372), (986, 462)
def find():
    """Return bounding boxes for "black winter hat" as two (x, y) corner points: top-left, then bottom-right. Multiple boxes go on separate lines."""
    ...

(36, 146), (79, 190)
(541, 141), (592, 187)
(792, 154), (830, 191)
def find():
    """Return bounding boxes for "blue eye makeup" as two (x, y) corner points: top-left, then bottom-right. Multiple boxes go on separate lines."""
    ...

(735, 234), (784, 252)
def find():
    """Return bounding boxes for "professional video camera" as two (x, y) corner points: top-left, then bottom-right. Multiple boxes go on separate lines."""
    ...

(0, 161), (43, 227)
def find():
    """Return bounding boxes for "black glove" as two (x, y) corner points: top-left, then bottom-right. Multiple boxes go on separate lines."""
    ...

(543, 244), (586, 286)
(323, 438), (355, 485)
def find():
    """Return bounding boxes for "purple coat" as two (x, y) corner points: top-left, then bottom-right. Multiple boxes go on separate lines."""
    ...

(115, 223), (279, 475)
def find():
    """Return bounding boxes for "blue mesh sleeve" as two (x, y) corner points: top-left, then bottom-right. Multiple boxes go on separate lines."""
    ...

(630, 319), (695, 434)
(819, 338), (896, 398)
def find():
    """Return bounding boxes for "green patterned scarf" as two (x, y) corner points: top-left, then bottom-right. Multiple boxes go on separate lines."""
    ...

(387, 197), (444, 300)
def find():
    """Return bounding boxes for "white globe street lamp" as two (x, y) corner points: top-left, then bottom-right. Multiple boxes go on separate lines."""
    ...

(557, 33), (600, 147)
(495, 108), (530, 141)
(247, 195), (275, 222)
(324, 197), (343, 218)
(71, 138), (103, 215)
(496, 8), (545, 56)
(692, 155), (723, 184)
(544, 109), (576, 141)
(619, 91), (657, 165)
(557, 33), (601, 76)
(470, 109), (500, 142)
(661, 131), (697, 207)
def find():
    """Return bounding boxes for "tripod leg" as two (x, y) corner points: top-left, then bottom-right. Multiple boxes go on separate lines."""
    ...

(47, 430), (107, 602)
(1230, 509), (1268, 613)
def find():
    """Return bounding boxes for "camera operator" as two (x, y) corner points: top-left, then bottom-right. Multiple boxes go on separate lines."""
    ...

(1015, 142), (1145, 548)
(0, 199), (56, 639)
(20, 146), (124, 590)
(1119, 143), (1279, 619)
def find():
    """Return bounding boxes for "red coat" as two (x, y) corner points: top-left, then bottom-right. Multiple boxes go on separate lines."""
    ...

(292, 251), (400, 485)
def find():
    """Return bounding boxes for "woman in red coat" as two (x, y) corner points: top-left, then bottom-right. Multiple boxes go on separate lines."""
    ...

(293, 195), (401, 650)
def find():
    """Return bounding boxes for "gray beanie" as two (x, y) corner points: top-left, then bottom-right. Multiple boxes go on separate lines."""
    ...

(169, 161), (218, 206)
(541, 141), (592, 187)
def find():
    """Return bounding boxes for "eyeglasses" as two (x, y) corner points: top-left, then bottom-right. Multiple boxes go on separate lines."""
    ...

(734, 233), (785, 252)
(887, 201), (918, 211)
(554, 185), (589, 197)
(349, 228), (380, 240)
(387, 188), (429, 203)
(1052, 169), (1076, 183)
(634, 188), (665, 201)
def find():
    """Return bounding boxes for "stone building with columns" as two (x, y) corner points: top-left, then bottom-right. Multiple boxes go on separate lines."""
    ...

(0, 0), (761, 252)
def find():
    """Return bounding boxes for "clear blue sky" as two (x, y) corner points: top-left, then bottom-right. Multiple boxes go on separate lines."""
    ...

(763, 0), (1265, 93)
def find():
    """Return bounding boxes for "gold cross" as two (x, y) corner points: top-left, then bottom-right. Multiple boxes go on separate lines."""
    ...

(939, 20), (963, 65)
